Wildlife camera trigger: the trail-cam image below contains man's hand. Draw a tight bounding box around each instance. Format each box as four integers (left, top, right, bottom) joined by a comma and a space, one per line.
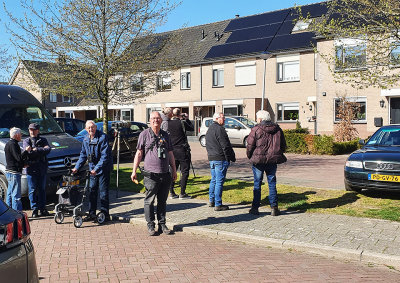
71, 168, 78, 174
172, 171, 177, 182
90, 170, 97, 176
25, 146, 31, 152
131, 172, 138, 184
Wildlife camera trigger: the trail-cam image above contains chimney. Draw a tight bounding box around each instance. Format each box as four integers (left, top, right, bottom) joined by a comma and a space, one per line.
235, 14, 240, 18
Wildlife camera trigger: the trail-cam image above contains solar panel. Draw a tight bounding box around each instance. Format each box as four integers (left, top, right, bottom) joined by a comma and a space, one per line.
205, 37, 273, 59
225, 23, 282, 43
276, 21, 296, 35
225, 9, 291, 32
267, 32, 315, 52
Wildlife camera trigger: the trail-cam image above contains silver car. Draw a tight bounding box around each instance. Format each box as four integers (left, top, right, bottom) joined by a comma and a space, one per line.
198, 116, 256, 147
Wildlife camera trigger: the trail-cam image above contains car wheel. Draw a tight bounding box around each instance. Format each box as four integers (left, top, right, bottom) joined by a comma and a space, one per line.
243, 137, 248, 147
0, 174, 7, 201
345, 182, 362, 193
199, 136, 206, 147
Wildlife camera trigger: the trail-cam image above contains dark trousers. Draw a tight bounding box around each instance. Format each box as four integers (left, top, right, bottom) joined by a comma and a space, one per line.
89, 170, 110, 214
27, 173, 47, 211
143, 173, 171, 227
170, 148, 191, 195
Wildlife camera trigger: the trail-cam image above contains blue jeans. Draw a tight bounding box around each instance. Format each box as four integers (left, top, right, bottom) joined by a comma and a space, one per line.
6, 172, 22, 211
252, 163, 278, 208
89, 170, 110, 214
209, 160, 230, 207
27, 173, 47, 211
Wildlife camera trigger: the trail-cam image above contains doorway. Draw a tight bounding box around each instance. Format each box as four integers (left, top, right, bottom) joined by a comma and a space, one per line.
390, 97, 400, 124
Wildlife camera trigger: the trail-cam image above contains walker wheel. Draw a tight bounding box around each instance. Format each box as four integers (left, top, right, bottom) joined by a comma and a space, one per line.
73, 216, 83, 228
54, 212, 64, 224
96, 211, 106, 225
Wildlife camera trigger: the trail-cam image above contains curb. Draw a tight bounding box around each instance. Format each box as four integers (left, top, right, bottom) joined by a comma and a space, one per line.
111, 214, 400, 270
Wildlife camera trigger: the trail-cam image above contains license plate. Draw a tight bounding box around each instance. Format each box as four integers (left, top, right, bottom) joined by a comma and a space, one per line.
368, 174, 400, 182
62, 180, 80, 186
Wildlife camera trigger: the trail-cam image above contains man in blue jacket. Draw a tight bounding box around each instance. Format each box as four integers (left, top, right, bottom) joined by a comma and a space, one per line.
72, 120, 112, 221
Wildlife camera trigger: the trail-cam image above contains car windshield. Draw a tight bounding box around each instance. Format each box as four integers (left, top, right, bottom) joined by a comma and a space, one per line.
234, 117, 256, 128
366, 128, 400, 146
0, 105, 63, 138
76, 122, 135, 136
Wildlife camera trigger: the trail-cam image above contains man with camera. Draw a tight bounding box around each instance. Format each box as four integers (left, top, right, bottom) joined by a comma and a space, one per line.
23, 123, 51, 218
167, 108, 194, 199
72, 120, 112, 221
131, 111, 177, 236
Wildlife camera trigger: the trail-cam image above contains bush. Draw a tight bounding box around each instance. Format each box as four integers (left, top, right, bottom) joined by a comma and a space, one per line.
284, 133, 308, 153
313, 135, 335, 155
332, 139, 360, 155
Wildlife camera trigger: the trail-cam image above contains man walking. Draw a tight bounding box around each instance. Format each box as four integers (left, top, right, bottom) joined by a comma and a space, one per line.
246, 110, 287, 216
23, 123, 51, 218
5, 127, 27, 211
205, 112, 236, 211
131, 111, 177, 236
167, 108, 194, 199
72, 120, 112, 221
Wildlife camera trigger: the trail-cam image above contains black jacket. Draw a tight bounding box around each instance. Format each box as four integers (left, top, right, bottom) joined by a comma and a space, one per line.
205, 122, 236, 162
5, 138, 27, 173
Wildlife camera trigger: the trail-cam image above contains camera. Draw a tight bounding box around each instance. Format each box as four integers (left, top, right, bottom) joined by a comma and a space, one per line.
88, 153, 94, 163
158, 146, 166, 159
111, 121, 131, 130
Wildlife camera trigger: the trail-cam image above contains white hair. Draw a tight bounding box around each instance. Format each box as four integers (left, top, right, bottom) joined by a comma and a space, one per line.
213, 112, 223, 121
10, 127, 21, 138
85, 120, 96, 128
256, 110, 271, 122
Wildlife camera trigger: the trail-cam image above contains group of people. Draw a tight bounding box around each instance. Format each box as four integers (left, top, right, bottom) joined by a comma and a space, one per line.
130, 108, 286, 236
5, 108, 286, 236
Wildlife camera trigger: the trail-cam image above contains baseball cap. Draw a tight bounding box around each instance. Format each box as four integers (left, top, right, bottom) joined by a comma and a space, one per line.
28, 123, 40, 130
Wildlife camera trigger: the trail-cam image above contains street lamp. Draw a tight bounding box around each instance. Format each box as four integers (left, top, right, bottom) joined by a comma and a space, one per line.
260, 51, 273, 110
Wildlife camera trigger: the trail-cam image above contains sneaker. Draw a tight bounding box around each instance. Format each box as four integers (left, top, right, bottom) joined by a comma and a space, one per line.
40, 209, 50, 217
83, 212, 96, 222
31, 210, 39, 218
158, 224, 173, 235
209, 202, 215, 207
214, 205, 229, 211
179, 194, 191, 199
249, 207, 259, 215
271, 207, 280, 216
148, 223, 157, 236
169, 193, 179, 199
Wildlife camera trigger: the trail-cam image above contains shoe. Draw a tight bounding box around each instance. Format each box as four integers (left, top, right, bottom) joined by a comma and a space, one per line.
249, 207, 259, 215
271, 207, 280, 216
169, 193, 178, 199
31, 210, 39, 218
214, 205, 229, 211
148, 223, 156, 236
40, 209, 50, 217
158, 224, 173, 235
83, 212, 96, 222
209, 202, 215, 207
179, 194, 191, 199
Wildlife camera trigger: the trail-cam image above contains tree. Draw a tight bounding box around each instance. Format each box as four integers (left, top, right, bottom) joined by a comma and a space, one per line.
300, 0, 400, 89
0, 45, 12, 82
4, 0, 180, 131
333, 95, 359, 142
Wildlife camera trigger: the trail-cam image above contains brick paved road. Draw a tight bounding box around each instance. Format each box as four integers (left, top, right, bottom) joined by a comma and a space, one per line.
31, 217, 400, 282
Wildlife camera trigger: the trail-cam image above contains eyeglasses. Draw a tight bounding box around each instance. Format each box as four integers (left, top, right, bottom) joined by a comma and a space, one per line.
150, 117, 161, 120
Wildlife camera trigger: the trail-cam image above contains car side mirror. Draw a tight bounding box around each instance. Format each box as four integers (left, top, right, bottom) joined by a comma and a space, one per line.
359, 139, 365, 145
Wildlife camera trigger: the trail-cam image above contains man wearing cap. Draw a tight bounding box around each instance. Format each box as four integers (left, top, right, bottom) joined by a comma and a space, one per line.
23, 123, 51, 218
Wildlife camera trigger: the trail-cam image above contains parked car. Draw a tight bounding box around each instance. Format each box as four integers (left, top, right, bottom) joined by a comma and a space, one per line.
74, 121, 148, 156
345, 125, 400, 192
0, 85, 87, 201
198, 116, 256, 147
0, 198, 39, 282
54, 117, 85, 136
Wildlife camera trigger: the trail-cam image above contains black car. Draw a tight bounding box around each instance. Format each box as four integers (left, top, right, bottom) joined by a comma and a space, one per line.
74, 121, 148, 156
0, 199, 38, 282
54, 118, 85, 136
345, 125, 400, 192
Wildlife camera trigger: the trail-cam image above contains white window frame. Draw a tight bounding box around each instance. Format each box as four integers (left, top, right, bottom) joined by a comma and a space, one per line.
64, 110, 73, 118
212, 64, 224, 87
276, 54, 300, 82
49, 92, 57, 103
235, 60, 256, 86
130, 73, 143, 93
180, 68, 191, 90
121, 109, 132, 121
334, 97, 367, 123
156, 72, 172, 91
276, 102, 299, 122
335, 38, 367, 71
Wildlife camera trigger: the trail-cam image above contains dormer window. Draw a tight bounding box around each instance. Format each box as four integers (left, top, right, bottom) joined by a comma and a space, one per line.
292, 20, 311, 33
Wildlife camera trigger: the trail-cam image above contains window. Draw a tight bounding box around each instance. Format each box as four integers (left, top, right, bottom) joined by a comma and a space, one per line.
235, 61, 256, 86
334, 97, 366, 122
390, 41, 400, 66
223, 105, 243, 116
62, 96, 71, 103
224, 118, 244, 129
114, 77, 123, 96
212, 65, 224, 87
180, 69, 191, 89
277, 54, 300, 82
292, 20, 311, 32
156, 72, 171, 91
49, 92, 57, 103
335, 39, 366, 70
276, 103, 299, 122
130, 74, 143, 92
64, 111, 73, 118
121, 109, 132, 121
146, 107, 161, 122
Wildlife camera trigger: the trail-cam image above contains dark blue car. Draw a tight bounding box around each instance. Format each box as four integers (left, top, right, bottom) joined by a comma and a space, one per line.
345, 125, 400, 192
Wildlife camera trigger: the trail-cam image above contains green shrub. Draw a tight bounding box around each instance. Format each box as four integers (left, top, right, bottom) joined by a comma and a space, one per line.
332, 139, 360, 155
313, 135, 335, 155
284, 133, 308, 153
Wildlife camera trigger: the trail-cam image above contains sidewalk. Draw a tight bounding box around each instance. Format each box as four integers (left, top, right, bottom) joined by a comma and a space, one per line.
109, 189, 400, 269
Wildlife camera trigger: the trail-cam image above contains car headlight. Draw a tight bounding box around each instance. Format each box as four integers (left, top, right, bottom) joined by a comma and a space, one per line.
345, 160, 363, 168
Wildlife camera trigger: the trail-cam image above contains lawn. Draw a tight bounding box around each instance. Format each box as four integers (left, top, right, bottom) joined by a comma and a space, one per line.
112, 167, 400, 222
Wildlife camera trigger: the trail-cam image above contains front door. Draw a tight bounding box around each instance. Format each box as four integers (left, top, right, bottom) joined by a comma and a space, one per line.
390, 98, 400, 124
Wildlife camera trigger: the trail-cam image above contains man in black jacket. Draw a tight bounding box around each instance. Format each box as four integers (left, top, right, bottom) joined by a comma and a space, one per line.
205, 112, 236, 211
5, 127, 27, 211
167, 108, 194, 199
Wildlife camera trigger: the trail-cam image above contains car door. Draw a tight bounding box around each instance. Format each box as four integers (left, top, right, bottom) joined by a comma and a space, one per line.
224, 118, 243, 145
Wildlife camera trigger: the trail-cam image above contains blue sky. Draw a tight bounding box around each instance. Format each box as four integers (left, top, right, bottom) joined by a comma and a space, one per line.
0, 0, 317, 81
